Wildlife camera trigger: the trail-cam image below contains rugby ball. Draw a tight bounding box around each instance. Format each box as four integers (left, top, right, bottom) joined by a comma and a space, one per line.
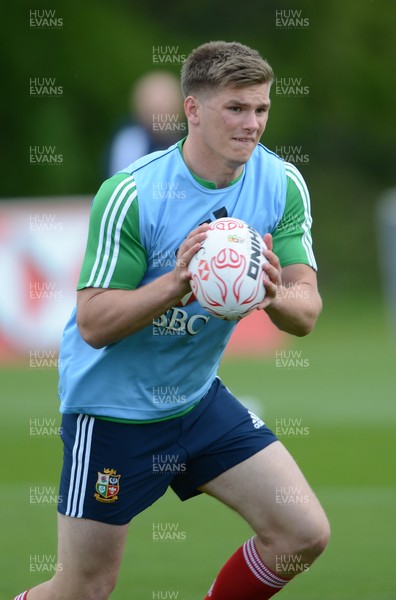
189, 217, 268, 320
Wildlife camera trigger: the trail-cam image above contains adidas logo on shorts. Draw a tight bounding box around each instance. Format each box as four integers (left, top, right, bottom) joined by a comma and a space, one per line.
248, 410, 264, 429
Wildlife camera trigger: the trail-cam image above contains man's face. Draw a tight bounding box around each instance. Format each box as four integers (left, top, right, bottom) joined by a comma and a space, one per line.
193, 83, 271, 169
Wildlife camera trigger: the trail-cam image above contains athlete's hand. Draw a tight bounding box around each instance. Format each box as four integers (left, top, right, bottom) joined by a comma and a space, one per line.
257, 233, 283, 310
172, 223, 210, 295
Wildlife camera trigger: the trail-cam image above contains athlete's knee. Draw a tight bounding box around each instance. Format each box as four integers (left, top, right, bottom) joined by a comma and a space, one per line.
81, 578, 118, 600
257, 506, 330, 566
49, 568, 119, 600
291, 509, 331, 561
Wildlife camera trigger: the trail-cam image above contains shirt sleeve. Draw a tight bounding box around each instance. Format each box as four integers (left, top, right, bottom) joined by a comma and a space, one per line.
77, 172, 147, 290
272, 162, 317, 270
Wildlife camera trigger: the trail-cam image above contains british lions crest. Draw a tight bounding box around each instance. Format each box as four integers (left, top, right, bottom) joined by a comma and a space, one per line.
94, 468, 120, 503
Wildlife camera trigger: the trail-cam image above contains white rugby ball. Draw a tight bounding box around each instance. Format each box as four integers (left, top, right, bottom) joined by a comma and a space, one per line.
189, 217, 268, 320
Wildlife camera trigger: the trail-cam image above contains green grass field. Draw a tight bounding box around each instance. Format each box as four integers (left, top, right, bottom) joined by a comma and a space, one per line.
2, 298, 395, 599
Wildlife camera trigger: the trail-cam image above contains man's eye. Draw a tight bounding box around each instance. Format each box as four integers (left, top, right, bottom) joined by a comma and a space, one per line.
229, 106, 241, 112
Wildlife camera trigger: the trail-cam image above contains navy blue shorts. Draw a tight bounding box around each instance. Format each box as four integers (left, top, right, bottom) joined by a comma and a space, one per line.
58, 377, 277, 525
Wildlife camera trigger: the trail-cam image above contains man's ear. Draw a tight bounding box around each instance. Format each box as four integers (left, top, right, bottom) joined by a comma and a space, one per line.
184, 95, 201, 125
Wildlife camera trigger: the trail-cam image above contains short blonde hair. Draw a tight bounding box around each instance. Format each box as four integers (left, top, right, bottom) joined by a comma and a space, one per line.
181, 41, 274, 98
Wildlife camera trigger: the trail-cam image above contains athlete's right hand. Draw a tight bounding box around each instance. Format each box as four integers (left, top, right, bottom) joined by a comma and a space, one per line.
172, 223, 209, 293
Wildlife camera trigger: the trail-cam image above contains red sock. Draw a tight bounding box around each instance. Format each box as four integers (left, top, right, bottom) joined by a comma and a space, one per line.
205, 537, 288, 599
14, 592, 29, 600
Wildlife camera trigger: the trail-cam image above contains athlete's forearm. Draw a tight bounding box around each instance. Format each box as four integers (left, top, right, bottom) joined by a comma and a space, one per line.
77, 223, 209, 349
265, 282, 322, 337
76, 272, 188, 349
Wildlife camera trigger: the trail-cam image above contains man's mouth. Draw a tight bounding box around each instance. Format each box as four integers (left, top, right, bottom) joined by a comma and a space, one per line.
232, 137, 255, 142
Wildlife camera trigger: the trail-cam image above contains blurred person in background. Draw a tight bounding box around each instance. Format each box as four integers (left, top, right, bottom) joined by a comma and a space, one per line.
106, 70, 186, 176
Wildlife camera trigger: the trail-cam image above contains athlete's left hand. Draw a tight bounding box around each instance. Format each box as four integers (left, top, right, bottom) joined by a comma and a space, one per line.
257, 233, 282, 310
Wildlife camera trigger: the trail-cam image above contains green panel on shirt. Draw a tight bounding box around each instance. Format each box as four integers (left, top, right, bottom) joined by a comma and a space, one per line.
78, 173, 147, 290
272, 163, 317, 270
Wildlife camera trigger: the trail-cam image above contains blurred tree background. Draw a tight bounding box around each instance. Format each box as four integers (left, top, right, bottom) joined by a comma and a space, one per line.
1, 0, 395, 298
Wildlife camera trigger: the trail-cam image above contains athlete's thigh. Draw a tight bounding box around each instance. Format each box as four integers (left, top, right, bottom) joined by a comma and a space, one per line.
198, 440, 325, 540
56, 513, 128, 579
